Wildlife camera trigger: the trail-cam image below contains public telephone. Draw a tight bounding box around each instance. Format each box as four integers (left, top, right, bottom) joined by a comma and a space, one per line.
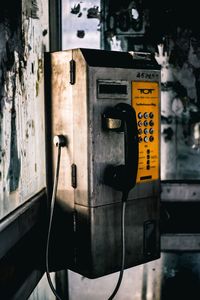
44, 48, 161, 279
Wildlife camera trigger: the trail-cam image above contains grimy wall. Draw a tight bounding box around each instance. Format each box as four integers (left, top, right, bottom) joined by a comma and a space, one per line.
0, 0, 48, 218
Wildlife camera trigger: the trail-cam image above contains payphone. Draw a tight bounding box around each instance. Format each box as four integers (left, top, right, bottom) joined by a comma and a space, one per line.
44, 48, 161, 279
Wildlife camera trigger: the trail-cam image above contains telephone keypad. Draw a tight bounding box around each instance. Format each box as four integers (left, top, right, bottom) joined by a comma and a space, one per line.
149, 136, 154, 142
132, 81, 159, 183
149, 112, 154, 118
136, 111, 156, 169
149, 128, 154, 134
149, 120, 154, 126
138, 120, 143, 127
137, 111, 155, 144
138, 128, 143, 134
138, 112, 143, 119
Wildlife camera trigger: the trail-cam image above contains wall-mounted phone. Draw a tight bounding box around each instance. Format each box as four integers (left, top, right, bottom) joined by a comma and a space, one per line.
44, 48, 161, 279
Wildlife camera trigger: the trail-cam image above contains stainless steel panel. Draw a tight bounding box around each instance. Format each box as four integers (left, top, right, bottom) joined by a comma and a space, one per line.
47, 48, 161, 277
49, 48, 160, 208
85, 66, 160, 207
73, 196, 160, 278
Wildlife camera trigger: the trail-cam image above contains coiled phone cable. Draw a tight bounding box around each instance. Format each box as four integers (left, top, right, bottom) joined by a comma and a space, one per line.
45, 135, 66, 300
46, 135, 128, 300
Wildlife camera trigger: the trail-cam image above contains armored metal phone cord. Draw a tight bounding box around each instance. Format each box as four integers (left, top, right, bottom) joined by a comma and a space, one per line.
45, 135, 66, 300
108, 191, 128, 300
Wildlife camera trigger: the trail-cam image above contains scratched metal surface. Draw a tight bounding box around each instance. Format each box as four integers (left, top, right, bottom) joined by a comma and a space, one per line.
0, 0, 49, 219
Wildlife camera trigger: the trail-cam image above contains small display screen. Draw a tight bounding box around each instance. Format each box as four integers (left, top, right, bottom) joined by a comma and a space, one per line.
97, 80, 128, 99
99, 83, 127, 94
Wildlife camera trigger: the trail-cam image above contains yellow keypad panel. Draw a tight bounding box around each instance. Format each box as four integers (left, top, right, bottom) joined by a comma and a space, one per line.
132, 81, 160, 183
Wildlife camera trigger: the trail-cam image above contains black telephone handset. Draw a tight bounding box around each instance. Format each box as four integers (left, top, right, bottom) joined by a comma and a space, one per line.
103, 103, 139, 194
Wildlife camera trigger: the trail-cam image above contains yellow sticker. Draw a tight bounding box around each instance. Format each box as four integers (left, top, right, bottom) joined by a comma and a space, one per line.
132, 81, 160, 183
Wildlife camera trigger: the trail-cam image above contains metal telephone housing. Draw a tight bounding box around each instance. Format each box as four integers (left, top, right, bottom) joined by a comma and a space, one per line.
45, 48, 161, 278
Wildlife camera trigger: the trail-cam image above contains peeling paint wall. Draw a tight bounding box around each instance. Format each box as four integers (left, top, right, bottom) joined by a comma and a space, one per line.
0, 0, 48, 219
155, 33, 200, 180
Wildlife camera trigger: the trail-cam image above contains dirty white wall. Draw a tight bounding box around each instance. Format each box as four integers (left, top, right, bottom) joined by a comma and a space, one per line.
0, 0, 48, 219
